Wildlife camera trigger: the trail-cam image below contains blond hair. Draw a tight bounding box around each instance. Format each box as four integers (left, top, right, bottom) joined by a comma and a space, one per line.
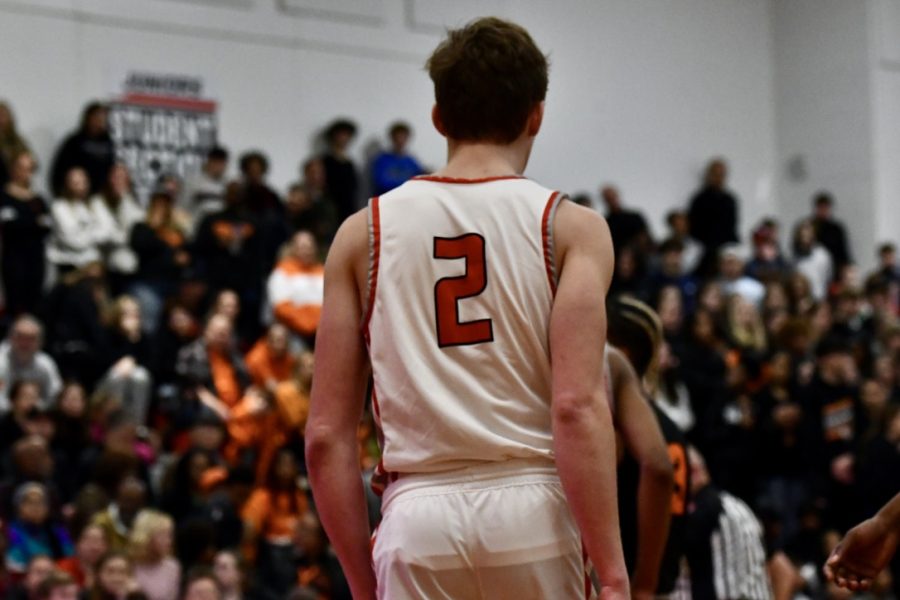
128, 509, 173, 564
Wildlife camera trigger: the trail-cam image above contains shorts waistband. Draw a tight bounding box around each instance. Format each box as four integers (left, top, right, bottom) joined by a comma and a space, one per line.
382, 458, 559, 510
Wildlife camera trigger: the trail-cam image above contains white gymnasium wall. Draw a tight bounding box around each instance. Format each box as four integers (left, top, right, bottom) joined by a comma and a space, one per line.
870, 0, 900, 255
770, 0, 900, 272
0, 0, 778, 238
771, 0, 877, 270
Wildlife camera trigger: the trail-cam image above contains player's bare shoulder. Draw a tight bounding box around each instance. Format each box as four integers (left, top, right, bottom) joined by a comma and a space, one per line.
552, 198, 614, 274
325, 209, 370, 301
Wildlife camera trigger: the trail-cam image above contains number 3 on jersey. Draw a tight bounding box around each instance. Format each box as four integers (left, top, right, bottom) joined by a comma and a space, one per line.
433, 234, 494, 348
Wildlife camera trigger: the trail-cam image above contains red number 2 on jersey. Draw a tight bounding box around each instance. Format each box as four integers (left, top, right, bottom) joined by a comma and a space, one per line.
433, 234, 494, 348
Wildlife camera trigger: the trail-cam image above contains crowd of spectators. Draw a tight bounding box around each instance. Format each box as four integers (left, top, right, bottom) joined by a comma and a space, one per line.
0, 96, 898, 599
601, 159, 900, 598
0, 99, 429, 600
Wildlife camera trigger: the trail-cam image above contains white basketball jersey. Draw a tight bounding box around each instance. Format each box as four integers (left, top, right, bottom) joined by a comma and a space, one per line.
364, 175, 564, 491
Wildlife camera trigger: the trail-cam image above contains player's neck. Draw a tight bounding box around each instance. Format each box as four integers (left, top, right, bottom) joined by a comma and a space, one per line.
437, 139, 531, 179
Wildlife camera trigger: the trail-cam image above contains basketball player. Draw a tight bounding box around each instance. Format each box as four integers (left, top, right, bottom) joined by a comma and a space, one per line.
825, 492, 900, 591
305, 16, 629, 600
606, 297, 686, 598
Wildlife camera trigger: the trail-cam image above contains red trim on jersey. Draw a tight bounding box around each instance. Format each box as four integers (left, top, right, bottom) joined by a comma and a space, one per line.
362, 197, 381, 341
542, 192, 560, 296
371, 386, 382, 423
412, 174, 525, 184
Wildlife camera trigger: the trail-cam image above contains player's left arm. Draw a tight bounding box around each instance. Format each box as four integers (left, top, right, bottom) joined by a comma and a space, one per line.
609, 348, 673, 598
825, 492, 900, 591
305, 211, 376, 600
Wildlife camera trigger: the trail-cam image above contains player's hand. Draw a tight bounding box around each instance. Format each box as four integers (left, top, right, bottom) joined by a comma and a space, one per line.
824, 515, 899, 591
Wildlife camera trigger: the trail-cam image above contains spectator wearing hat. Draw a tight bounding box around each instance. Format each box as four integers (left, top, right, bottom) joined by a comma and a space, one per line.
320, 118, 359, 224
717, 243, 765, 308
745, 219, 790, 283
370, 121, 425, 195
811, 191, 852, 276
6, 482, 74, 575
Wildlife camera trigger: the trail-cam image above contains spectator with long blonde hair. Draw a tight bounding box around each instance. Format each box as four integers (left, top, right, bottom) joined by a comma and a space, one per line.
128, 510, 180, 600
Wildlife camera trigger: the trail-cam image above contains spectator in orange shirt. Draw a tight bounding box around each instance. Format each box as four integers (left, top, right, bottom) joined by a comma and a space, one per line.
245, 323, 296, 395
176, 315, 250, 418
241, 448, 309, 598
267, 231, 324, 348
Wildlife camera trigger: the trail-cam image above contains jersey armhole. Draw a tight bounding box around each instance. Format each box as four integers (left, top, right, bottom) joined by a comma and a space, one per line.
362, 196, 381, 341
541, 191, 565, 296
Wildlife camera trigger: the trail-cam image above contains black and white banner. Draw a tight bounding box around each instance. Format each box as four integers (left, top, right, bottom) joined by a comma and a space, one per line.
108, 71, 218, 202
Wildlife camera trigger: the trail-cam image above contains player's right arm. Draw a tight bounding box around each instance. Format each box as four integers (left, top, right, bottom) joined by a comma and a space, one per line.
305, 212, 376, 600
549, 201, 629, 599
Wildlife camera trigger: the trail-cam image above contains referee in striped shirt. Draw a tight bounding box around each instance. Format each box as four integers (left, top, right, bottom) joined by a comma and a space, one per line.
684, 446, 773, 600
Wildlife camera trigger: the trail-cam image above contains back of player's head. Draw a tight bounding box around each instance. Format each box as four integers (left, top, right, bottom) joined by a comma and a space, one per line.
426, 17, 548, 144
607, 295, 663, 385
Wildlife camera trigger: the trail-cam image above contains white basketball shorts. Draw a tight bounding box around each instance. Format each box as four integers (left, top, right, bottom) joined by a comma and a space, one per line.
372, 458, 597, 599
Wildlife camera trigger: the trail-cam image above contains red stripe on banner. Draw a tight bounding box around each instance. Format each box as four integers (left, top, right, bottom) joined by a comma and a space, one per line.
121, 93, 217, 112
542, 192, 560, 296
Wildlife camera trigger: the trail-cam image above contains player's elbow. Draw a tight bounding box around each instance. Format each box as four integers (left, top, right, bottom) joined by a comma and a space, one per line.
551, 391, 603, 425
641, 450, 674, 487
304, 422, 338, 473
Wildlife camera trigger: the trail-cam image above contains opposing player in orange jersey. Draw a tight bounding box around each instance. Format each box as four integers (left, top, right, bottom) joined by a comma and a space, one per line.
305, 17, 628, 600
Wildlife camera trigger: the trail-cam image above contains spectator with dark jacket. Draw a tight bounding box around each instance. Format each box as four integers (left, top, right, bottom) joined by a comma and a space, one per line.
129, 191, 190, 334
0, 150, 52, 318
193, 183, 264, 342
49, 102, 115, 196
320, 119, 359, 224
811, 192, 852, 277
688, 158, 740, 276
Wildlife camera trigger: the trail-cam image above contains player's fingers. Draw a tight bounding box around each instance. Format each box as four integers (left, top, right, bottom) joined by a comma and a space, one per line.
823, 562, 835, 582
